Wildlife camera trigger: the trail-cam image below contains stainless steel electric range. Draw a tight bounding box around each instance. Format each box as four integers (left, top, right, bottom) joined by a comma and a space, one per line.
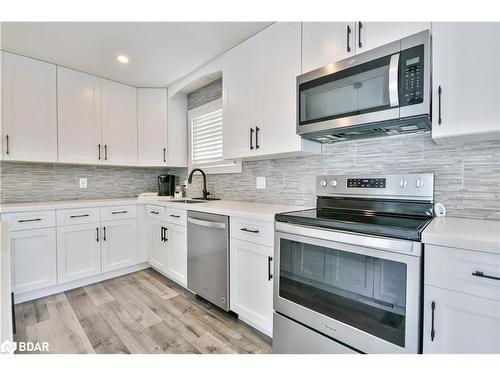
273, 173, 434, 354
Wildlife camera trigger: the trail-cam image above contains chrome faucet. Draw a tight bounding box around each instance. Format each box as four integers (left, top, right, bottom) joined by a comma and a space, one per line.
187, 168, 210, 200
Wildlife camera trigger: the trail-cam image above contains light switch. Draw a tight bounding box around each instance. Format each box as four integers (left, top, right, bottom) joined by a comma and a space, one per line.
256, 176, 266, 190
79, 178, 87, 189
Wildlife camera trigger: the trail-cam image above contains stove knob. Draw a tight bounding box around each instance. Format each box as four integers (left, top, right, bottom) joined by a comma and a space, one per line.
330, 180, 338, 187
320, 179, 327, 188
399, 179, 407, 188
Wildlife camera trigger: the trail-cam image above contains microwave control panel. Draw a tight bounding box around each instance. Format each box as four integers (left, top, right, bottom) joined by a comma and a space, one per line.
399, 45, 424, 107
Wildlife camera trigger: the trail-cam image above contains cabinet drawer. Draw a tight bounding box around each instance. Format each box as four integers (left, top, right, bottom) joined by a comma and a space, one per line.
425, 244, 500, 301
57, 207, 100, 226
230, 216, 274, 247
165, 206, 187, 226
2, 210, 56, 231
146, 204, 165, 219
101, 205, 137, 221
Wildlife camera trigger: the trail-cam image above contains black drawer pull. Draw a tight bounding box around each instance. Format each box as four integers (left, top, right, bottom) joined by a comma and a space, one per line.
18, 218, 42, 223
70, 214, 90, 218
472, 271, 500, 281
170, 214, 181, 218
112, 210, 128, 215
150, 211, 160, 215
241, 227, 259, 234
430, 301, 436, 341
268, 256, 273, 281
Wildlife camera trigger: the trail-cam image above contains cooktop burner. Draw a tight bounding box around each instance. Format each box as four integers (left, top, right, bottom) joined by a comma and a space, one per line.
276, 174, 435, 241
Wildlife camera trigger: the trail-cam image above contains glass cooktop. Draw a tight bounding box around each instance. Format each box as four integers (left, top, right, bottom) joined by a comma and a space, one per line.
275, 208, 432, 241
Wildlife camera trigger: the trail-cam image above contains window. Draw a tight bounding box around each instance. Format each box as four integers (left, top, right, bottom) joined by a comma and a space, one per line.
188, 98, 241, 174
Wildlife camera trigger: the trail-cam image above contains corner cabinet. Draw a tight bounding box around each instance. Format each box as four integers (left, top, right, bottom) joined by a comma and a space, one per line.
1, 52, 58, 162
431, 22, 500, 143
223, 22, 321, 161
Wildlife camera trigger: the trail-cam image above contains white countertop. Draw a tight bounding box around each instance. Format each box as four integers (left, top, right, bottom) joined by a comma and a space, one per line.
0, 197, 308, 221
422, 217, 500, 254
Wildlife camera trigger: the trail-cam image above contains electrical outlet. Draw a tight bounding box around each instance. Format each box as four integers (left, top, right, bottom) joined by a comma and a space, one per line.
79, 178, 87, 189
256, 176, 266, 190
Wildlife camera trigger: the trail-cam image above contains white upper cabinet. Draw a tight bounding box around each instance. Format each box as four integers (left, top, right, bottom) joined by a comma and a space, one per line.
355, 22, 430, 53
432, 22, 500, 143
223, 37, 258, 160
101, 79, 138, 165
1, 52, 57, 162
223, 22, 321, 160
57, 67, 103, 164
138, 88, 168, 166
302, 22, 355, 73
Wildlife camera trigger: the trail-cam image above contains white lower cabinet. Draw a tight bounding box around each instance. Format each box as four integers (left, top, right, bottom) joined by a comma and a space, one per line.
149, 218, 168, 272
101, 219, 137, 273
423, 285, 500, 353
57, 223, 102, 283
11, 228, 57, 294
165, 223, 187, 287
230, 238, 274, 336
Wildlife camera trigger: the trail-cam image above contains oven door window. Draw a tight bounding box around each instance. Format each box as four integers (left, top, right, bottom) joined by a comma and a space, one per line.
299, 54, 395, 125
279, 238, 407, 347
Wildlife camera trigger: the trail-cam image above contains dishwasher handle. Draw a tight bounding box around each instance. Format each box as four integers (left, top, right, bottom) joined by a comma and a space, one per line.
187, 217, 226, 229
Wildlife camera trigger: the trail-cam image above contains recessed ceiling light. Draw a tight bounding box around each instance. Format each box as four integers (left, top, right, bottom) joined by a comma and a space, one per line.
117, 55, 129, 64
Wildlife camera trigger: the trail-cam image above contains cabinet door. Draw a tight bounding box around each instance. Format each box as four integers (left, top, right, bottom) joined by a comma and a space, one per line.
101, 219, 137, 272
423, 285, 500, 353
57, 67, 102, 164
101, 79, 138, 166
2, 52, 57, 162
11, 228, 57, 294
230, 239, 273, 335
256, 22, 303, 156
302, 22, 355, 73
57, 223, 102, 283
356, 22, 430, 53
149, 219, 167, 272
432, 22, 500, 142
223, 37, 258, 159
138, 88, 168, 166
165, 223, 187, 286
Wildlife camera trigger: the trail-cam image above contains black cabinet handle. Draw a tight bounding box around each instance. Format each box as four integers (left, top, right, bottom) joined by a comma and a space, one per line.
250, 128, 254, 150
358, 22, 363, 48
70, 214, 90, 218
161, 226, 168, 242
98, 144, 101, 160
111, 210, 128, 215
96, 227, 99, 242
160, 227, 164, 242
163, 147, 166, 163
255, 126, 260, 149
150, 211, 160, 215
438, 86, 442, 125
346, 25, 351, 53
103, 226, 106, 241
240, 227, 259, 234
18, 218, 42, 223
11, 292, 16, 335
104, 144, 108, 160
472, 271, 500, 281
431, 301, 436, 341
170, 214, 181, 218
6, 135, 9, 155
268, 256, 273, 281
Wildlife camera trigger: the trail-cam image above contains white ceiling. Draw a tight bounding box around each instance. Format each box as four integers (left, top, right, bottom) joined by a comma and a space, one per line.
1, 22, 271, 87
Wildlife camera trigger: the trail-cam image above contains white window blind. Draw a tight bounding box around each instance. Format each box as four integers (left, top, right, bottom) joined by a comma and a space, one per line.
190, 108, 224, 166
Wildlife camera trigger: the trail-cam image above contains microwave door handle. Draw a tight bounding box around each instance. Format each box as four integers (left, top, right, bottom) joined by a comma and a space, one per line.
388, 53, 400, 107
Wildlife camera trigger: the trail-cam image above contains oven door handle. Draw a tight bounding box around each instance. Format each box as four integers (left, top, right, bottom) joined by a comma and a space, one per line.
388, 53, 400, 107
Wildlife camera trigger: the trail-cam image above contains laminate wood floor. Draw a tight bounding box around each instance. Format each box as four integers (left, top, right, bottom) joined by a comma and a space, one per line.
14, 269, 272, 354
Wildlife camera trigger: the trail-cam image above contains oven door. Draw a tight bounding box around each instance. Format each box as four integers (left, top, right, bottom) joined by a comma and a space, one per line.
274, 223, 422, 354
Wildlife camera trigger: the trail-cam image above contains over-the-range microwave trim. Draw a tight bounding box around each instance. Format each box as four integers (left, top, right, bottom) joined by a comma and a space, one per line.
296, 30, 431, 143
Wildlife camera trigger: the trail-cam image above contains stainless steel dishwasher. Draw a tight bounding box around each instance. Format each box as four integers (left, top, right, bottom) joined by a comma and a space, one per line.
187, 210, 229, 311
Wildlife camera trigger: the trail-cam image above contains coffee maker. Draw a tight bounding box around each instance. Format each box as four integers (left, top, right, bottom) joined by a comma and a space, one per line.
158, 174, 175, 196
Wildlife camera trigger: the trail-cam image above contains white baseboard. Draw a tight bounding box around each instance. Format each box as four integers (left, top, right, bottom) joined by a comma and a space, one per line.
14, 262, 150, 304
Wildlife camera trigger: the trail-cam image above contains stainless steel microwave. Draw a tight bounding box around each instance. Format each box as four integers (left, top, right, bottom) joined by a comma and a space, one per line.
297, 30, 431, 143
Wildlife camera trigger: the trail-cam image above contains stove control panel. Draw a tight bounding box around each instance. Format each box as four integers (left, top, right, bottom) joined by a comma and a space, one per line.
317, 174, 434, 201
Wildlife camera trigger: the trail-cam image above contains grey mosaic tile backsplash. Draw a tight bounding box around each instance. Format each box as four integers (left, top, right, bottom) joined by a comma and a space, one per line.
176, 132, 500, 220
